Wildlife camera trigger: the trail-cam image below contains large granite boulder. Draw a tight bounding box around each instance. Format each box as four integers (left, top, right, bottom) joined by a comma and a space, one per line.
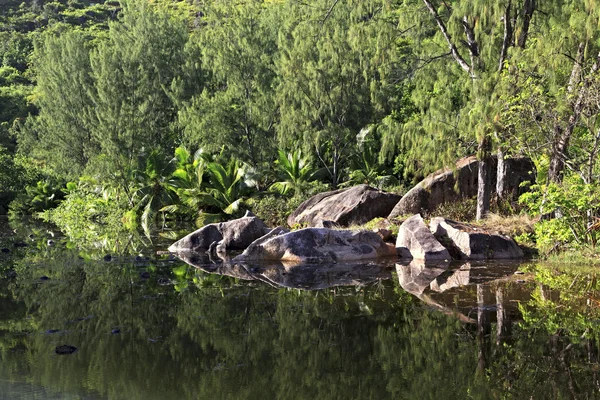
168, 211, 267, 253
389, 155, 535, 218
430, 217, 524, 259
396, 214, 451, 261
389, 156, 482, 218
233, 227, 396, 263
287, 184, 401, 228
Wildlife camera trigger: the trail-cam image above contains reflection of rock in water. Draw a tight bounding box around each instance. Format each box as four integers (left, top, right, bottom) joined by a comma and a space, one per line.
174, 251, 395, 290
395, 260, 448, 295
257, 262, 394, 290
430, 263, 471, 292
397, 260, 531, 326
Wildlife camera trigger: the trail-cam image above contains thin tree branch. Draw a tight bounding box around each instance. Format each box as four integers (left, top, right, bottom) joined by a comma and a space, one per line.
321, 0, 341, 24
421, 0, 474, 78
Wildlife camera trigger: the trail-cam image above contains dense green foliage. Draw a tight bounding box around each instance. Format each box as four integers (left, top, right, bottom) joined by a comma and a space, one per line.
1, 0, 600, 251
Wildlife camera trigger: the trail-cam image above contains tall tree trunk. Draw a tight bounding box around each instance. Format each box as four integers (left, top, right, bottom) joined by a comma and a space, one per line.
496, 147, 506, 199
477, 135, 492, 221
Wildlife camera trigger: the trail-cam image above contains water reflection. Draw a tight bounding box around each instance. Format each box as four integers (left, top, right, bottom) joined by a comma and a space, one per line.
2, 220, 600, 399
175, 251, 395, 291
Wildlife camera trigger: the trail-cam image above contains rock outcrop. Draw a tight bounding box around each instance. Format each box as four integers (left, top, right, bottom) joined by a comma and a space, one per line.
396, 214, 451, 261
233, 227, 396, 263
430, 217, 524, 259
288, 184, 401, 228
389, 156, 481, 218
389, 155, 535, 218
168, 211, 268, 253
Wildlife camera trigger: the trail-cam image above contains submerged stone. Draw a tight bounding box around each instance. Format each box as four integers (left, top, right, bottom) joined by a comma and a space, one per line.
55, 345, 77, 355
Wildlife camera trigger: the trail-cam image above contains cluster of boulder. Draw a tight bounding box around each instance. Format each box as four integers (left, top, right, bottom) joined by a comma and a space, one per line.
169, 212, 523, 265
169, 155, 533, 264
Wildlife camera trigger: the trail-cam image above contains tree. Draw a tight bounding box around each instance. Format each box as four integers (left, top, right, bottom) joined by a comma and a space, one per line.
19, 30, 95, 179
88, 0, 192, 188
391, 0, 539, 219
178, 0, 278, 167
276, 0, 406, 188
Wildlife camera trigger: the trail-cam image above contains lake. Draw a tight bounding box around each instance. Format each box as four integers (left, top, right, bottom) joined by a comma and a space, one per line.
1, 218, 599, 399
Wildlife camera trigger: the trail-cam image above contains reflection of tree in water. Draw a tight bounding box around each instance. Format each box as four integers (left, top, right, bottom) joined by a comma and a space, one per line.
1, 246, 600, 398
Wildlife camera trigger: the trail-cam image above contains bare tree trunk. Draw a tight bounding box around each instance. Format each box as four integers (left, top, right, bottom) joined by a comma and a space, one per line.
496, 147, 506, 200
477, 135, 492, 221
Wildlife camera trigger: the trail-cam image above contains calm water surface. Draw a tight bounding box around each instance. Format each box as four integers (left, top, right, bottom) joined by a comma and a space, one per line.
1, 218, 599, 399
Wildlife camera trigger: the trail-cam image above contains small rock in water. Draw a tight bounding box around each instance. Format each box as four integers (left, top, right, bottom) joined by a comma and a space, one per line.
39, 276, 50, 281
134, 255, 143, 262
140, 271, 151, 279
157, 277, 172, 286
28, 234, 34, 239
46, 329, 60, 334
13, 242, 27, 247
1, 248, 9, 253
47, 239, 54, 246
111, 329, 120, 334
55, 345, 77, 355
514, 271, 525, 275
516, 279, 526, 284
103, 254, 112, 262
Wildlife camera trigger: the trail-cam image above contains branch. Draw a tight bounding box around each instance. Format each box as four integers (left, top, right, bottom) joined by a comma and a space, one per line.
421, 0, 474, 78
321, 0, 341, 24
517, 0, 535, 48
498, 1, 513, 72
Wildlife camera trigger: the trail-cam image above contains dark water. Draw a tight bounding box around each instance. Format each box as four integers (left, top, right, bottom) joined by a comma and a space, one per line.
1, 219, 600, 399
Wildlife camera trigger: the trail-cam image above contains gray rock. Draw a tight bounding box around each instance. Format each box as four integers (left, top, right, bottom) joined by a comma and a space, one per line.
233, 227, 397, 264
389, 155, 535, 218
288, 184, 401, 228
396, 214, 451, 261
168, 211, 267, 253
389, 156, 481, 218
430, 217, 524, 259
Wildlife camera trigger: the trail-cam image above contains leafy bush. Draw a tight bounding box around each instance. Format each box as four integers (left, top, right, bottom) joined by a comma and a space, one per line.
249, 194, 305, 227
519, 178, 600, 254
41, 182, 132, 245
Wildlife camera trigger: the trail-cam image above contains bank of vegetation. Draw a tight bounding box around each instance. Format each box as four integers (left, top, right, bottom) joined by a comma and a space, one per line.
1, 0, 600, 257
